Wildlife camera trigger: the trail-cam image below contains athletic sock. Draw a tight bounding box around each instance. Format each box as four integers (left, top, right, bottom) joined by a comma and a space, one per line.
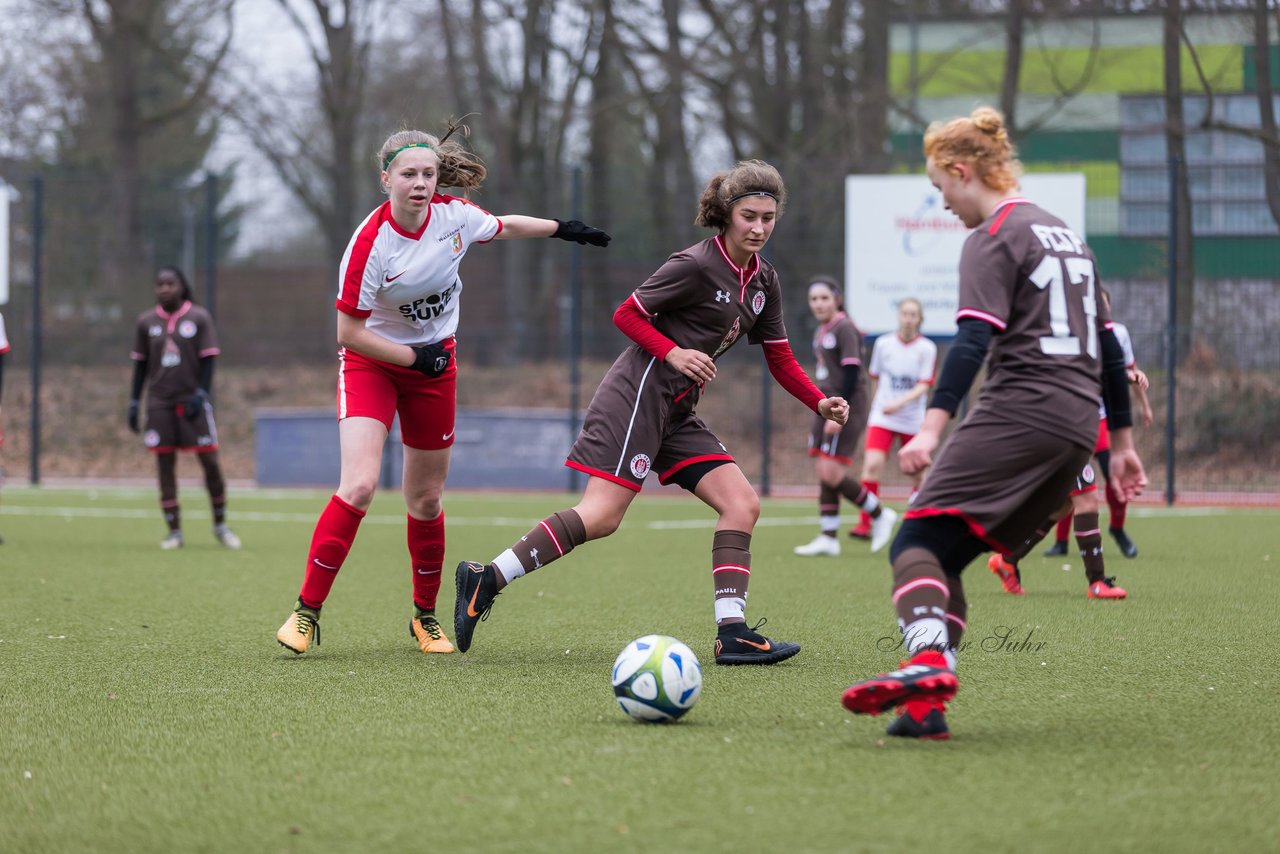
407, 511, 445, 612
298, 495, 366, 609
858, 480, 879, 529
1074, 511, 1106, 585
819, 484, 840, 535
1054, 512, 1073, 545
837, 477, 880, 517
211, 496, 227, 527
161, 499, 181, 533
712, 530, 751, 625
1106, 479, 1127, 529
891, 547, 950, 655
494, 509, 587, 585
1009, 519, 1054, 564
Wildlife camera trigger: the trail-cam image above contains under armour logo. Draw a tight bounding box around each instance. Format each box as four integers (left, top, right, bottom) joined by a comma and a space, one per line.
714, 290, 731, 303
530, 548, 542, 569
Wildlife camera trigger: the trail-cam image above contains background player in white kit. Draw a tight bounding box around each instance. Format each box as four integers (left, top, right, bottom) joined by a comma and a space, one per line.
854, 297, 937, 536
275, 121, 610, 656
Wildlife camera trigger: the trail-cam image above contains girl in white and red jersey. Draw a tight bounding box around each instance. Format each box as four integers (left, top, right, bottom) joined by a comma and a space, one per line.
275, 121, 610, 656
852, 297, 937, 537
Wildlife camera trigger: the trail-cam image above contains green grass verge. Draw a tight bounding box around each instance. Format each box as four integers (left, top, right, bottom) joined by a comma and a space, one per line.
2, 487, 1277, 853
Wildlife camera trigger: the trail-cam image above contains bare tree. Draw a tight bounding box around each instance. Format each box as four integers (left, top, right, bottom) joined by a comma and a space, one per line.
224, 0, 377, 269
1164, 0, 1196, 355
70, 0, 232, 295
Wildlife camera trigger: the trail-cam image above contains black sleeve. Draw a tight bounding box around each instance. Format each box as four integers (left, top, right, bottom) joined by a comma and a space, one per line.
130, 360, 147, 400
840, 364, 860, 402
929, 318, 994, 416
1099, 327, 1132, 430
197, 356, 215, 395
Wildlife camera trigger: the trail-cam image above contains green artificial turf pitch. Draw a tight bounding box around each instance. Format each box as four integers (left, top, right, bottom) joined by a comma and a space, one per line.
1, 486, 1277, 853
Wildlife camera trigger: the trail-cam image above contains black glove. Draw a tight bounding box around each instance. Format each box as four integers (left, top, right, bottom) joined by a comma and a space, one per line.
183, 389, 209, 421
551, 219, 611, 247
410, 342, 453, 378
128, 400, 140, 433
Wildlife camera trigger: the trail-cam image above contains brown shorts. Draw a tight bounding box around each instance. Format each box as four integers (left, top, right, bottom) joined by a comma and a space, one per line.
144, 401, 219, 454
905, 406, 1089, 553
567, 375, 733, 492
806, 411, 864, 464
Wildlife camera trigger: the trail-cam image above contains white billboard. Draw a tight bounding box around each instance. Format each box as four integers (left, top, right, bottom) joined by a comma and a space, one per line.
845, 173, 1086, 336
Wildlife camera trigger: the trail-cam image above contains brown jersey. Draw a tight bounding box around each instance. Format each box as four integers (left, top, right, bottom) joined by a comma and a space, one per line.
567, 236, 787, 490
956, 199, 1111, 450
812, 311, 866, 412
131, 301, 221, 406
626, 235, 788, 408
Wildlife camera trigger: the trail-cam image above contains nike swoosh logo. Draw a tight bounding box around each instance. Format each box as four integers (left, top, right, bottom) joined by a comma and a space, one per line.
442, 429, 455, 441
416, 568, 440, 576
313, 558, 338, 570
737, 637, 771, 651
385, 270, 407, 282
466, 570, 484, 617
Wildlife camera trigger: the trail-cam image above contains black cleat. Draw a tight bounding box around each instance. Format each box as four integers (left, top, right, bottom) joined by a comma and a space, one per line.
1110, 527, 1138, 558
453, 561, 500, 653
1043, 539, 1069, 557
714, 618, 801, 666
886, 701, 950, 740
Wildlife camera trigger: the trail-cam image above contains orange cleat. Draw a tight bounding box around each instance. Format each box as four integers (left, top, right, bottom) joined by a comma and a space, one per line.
987, 554, 1025, 595
1087, 577, 1128, 600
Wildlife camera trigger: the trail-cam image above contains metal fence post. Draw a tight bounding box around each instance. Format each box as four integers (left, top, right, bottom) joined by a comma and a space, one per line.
1165, 155, 1178, 507
568, 166, 583, 493
204, 171, 218, 320
29, 175, 43, 486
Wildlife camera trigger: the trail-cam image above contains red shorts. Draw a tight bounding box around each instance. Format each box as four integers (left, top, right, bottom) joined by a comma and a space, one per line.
338, 341, 457, 451
865, 425, 914, 455
1094, 417, 1110, 453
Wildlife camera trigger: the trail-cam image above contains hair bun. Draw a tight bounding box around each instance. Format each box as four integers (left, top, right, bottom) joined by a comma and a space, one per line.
970, 107, 1006, 139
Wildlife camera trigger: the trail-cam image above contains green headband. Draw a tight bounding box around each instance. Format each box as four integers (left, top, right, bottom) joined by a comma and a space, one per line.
382, 142, 435, 170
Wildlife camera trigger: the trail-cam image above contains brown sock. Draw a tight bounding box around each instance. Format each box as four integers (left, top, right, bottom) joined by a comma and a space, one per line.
512, 510, 586, 573
837, 477, 880, 517
712, 530, 751, 625
891, 547, 950, 653
1074, 511, 1106, 584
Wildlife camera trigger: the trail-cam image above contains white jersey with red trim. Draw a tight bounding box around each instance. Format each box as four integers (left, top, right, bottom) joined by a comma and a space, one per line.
335, 195, 501, 346
867, 332, 937, 434
0, 312, 10, 353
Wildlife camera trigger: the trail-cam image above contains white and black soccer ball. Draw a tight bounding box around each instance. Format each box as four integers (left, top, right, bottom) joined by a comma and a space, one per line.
611, 635, 702, 723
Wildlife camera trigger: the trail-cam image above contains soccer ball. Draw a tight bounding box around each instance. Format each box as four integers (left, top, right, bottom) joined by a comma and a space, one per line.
611, 635, 702, 723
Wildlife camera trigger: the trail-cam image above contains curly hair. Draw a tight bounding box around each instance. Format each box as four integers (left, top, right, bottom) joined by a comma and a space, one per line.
695, 160, 787, 230
923, 106, 1021, 192
377, 115, 487, 194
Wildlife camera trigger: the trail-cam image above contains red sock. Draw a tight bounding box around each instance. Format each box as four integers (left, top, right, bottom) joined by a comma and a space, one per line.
1106, 479, 1127, 529
299, 495, 365, 608
859, 480, 879, 529
1055, 512, 1073, 543
408, 512, 445, 611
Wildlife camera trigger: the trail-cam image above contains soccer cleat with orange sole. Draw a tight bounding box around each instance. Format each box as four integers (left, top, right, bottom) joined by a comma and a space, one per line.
410, 612, 455, 654
1087, 577, 1128, 599
277, 601, 321, 654
988, 553, 1025, 595
841, 650, 958, 716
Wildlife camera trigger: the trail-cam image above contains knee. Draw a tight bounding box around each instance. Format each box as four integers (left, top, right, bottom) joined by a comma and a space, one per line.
339, 479, 378, 511
407, 493, 443, 519
580, 508, 623, 539
815, 461, 842, 486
